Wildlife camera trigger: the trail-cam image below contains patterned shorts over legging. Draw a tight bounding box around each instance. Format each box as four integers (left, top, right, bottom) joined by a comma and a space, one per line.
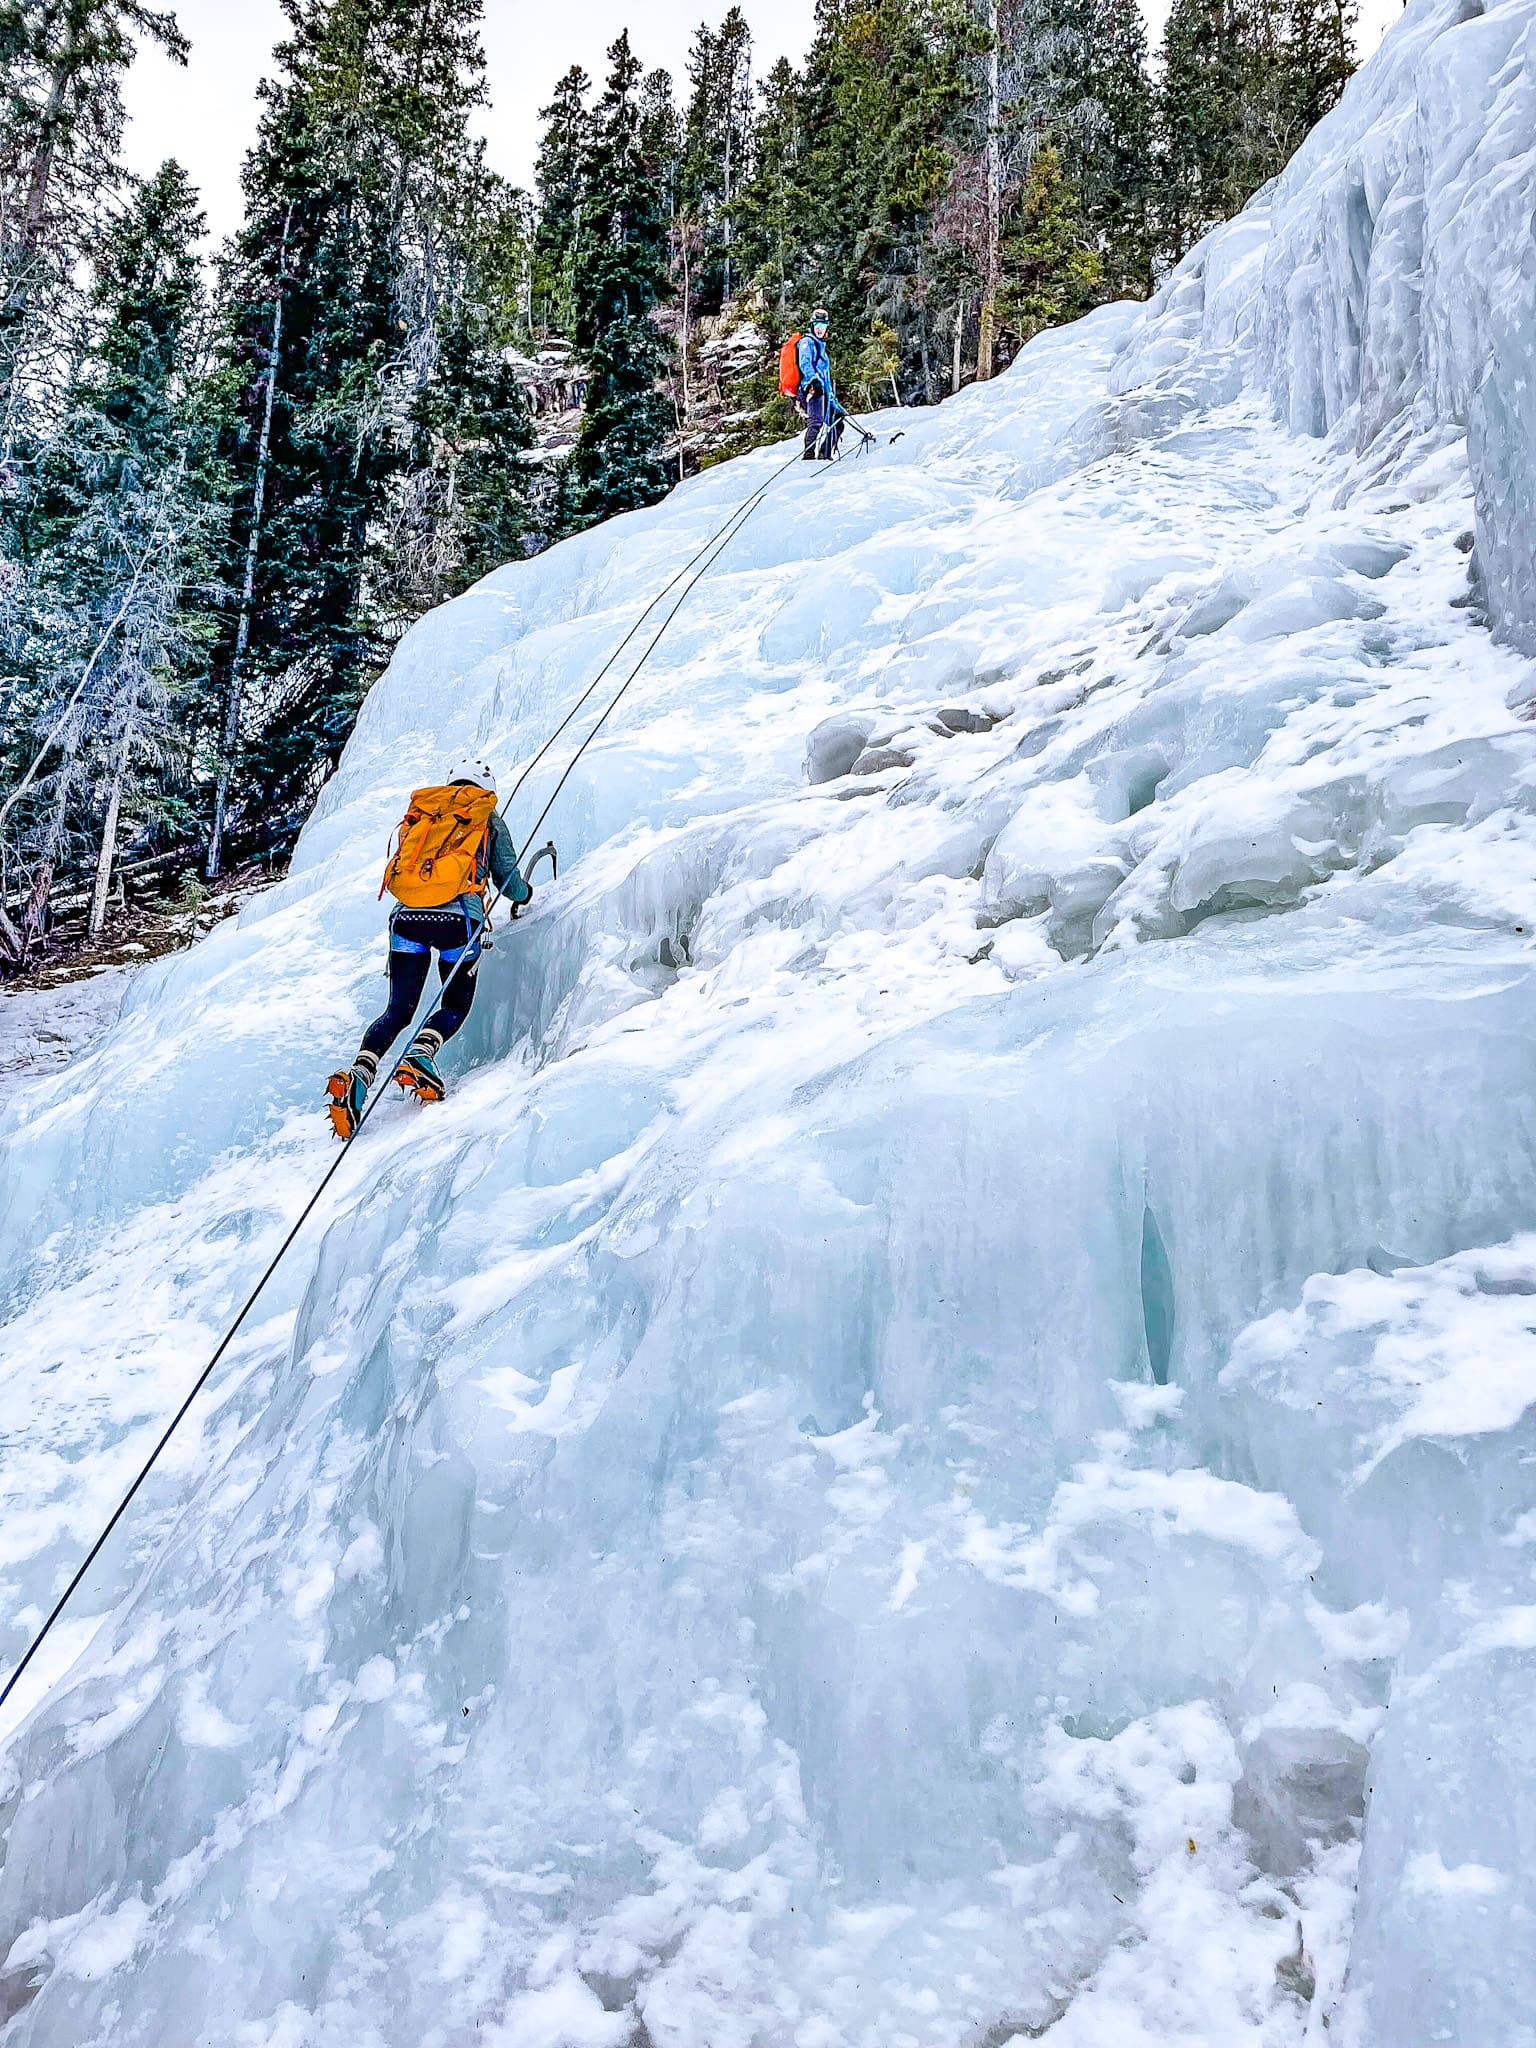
359, 906, 483, 1059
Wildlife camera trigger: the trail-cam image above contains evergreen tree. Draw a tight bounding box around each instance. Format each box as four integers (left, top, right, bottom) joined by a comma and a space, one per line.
566, 32, 673, 524
735, 56, 804, 320
0, 0, 188, 449
1157, 0, 1263, 248
374, 166, 536, 616
681, 7, 754, 309
639, 68, 683, 224
1275, 0, 1356, 155
209, 28, 400, 851
792, 0, 980, 357
532, 65, 593, 336
208, 0, 530, 860
1041, 0, 1155, 297
995, 142, 1101, 342
2, 158, 220, 950
1156, 0, 1356, 260
943, 0, 1154, 360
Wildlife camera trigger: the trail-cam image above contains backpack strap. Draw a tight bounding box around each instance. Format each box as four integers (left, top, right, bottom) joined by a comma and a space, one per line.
378, 823, 401, 900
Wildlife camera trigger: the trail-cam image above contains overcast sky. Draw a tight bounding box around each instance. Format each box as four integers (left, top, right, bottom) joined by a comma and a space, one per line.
120, 0, 1406, 245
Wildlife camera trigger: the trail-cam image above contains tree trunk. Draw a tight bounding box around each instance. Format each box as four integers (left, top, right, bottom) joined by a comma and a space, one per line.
0, 23, 74, 439
208, 206, 292, 881
916, 253, 934, 401
21, 62, 70, 258
88, 760, 125, 939
722, 103, 733, 304
953, 297, 966, 394
17, 724, 82, 955
776, 165, 787, 317
19, 854, 55, 955
0, 550, 154, 840
680, 235, 692, 426
976, 0, 1002, 382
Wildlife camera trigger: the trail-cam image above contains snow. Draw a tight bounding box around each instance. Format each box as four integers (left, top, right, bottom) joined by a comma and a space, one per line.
0, 969, 134, 1078
3, 0, 1536, 2041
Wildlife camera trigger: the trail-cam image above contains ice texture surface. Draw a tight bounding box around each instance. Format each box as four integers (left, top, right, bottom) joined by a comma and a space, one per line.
3, 2, 1536, 2041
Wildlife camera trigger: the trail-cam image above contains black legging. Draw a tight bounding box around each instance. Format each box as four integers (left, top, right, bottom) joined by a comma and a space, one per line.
360, 909, 482, 1059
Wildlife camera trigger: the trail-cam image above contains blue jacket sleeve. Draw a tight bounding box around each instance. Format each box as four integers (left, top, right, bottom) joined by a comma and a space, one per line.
797, 334, 832, 396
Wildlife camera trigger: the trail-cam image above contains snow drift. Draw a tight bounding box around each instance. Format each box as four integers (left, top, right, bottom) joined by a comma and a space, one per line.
3, 2, 1535, 2042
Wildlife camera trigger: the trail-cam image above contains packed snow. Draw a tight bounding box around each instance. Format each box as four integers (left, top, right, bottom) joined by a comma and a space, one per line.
3, 0, 1535, 2041
0, 971, 133, 1082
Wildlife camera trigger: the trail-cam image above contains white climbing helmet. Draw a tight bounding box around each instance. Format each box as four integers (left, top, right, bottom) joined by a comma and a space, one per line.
445, 752, 497, 794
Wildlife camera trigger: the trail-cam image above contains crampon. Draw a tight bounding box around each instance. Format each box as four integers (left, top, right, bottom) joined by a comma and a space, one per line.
394, 1048, 445, 1103
325, 1068, 368, 1140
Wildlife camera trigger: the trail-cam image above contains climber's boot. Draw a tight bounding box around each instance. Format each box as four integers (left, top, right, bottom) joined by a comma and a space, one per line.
394, 1032, 446, 1104
326, 1052, 378, 1139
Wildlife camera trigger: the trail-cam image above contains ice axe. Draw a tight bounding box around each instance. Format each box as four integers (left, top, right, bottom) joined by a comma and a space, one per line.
510, 839, 558, 917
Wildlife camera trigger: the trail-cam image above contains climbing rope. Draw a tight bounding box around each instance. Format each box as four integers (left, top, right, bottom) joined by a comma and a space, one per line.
512, 417, 878, 862
503, 443, 809, 840
0, 422, 880, 1719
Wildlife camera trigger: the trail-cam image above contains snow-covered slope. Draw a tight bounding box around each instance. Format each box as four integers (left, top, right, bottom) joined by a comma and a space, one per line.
3, 3, 1534, 2042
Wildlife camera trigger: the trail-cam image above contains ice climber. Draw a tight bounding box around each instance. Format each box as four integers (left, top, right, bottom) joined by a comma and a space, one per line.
797, 309, 843, 461
325, 756, 532, 1138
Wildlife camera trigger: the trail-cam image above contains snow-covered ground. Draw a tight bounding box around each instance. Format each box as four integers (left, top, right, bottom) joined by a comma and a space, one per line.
2, 1, 1534, 2042
0, 972, 135, 1081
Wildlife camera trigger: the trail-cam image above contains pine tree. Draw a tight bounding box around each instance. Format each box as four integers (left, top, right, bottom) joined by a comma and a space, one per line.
1158, 0, 1261, 249
1044, 0, 1155, 297
1, 0, 192, 953
207, 0, 520, 861
0, 0, 189, 449
566, 32, 673, 524
208, 40, 398, 853
1275, 0, 1356, 154
373, 165, 536, 615
995, 142, 1101, 343
735, 57, 803, 320
533, 65, 594, 336
682, 8, 754, 310
794, 0, 980, 349
2, 158, 221, 950
640, 68, 682, 223
1156, 0, 1355, 261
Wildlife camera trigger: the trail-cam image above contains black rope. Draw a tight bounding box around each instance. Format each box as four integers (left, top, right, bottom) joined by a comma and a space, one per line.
503, 444, 810, 824
0, 426, 863, 1720
513, 424, 867, 864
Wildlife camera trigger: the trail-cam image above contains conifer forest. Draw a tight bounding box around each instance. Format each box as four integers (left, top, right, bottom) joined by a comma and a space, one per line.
0, 0, 1356, 967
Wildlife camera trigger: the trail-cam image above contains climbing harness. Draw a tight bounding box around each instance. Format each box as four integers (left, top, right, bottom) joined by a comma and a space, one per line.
0, 423, 882, 1720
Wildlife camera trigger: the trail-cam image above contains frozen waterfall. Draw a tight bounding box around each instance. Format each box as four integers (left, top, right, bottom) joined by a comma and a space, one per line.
2, 0, 1535, 2042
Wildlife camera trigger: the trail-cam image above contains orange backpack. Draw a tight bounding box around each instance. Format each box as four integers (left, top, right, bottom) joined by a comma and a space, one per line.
778, 332, 803, 398
380, 784, 499, 908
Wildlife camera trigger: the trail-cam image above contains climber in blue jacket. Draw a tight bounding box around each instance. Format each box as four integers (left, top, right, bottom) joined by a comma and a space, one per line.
797, 309, 843, 461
